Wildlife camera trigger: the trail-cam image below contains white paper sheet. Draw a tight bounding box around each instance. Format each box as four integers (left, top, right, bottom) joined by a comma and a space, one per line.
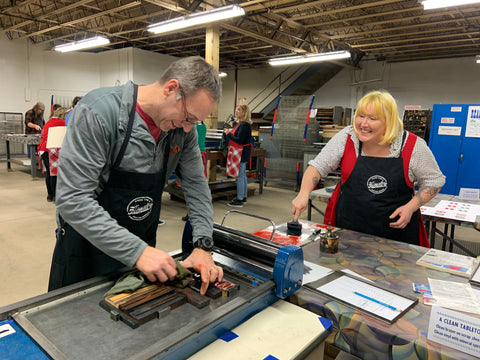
317, 275, 415, 322
428, 278, 480, 315
303, 260, 333, 285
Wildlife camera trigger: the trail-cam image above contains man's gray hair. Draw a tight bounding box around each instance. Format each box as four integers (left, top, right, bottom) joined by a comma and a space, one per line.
159, 56, 222, 102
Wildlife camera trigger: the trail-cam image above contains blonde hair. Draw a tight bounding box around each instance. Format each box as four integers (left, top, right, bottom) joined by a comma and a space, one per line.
52, 106, 68, 120
236, 104, 252, 124
353, 90, 403, 145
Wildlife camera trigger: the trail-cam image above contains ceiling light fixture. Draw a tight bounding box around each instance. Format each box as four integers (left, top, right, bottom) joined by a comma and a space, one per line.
54, 36, 110, 52
422, 0, 480, 10
147, 5, 245, 35
268, 50, 351, 66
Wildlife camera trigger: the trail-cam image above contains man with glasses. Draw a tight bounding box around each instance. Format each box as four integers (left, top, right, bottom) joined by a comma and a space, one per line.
49, 56, 223, 296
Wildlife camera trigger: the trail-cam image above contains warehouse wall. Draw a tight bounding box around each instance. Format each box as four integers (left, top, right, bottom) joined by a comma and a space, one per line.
313, 57, 480, 114
0, 33, 478, 124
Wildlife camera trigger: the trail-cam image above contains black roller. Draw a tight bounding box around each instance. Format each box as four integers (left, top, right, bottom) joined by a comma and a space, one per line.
212, 225, 279, 267
286, 220, 302, 236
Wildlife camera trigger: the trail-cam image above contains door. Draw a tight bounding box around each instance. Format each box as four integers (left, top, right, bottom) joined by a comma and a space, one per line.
429, 104, 465, 195
429, 104, 480, 195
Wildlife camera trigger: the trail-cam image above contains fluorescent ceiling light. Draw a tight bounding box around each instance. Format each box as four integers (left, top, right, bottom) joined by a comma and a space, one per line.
148, 5, 245, 34
422, 0, 480, 10
268, 50, 351, 66
54, 36, 110, 52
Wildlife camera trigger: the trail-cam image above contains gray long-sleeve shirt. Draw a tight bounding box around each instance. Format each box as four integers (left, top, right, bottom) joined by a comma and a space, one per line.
56, 81, 213, 267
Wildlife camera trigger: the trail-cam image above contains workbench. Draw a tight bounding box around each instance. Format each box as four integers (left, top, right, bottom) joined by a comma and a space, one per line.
421, 193, 480, 257
1, 134, 41, 179
307, 186, 335, 220
307, 187, 480, 256
206, 148, 267, 194
261, 221, 480, 360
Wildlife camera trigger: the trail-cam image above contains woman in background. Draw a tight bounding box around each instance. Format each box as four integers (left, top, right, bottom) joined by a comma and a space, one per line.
224, 104, 252, 208
38, 107, 68, 202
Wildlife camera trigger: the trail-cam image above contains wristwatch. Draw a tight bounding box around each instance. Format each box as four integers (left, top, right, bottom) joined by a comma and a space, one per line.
195, 236, 214, 252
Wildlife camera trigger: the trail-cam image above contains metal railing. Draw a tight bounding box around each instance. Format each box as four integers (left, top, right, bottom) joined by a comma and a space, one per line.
248, 65, 309, 116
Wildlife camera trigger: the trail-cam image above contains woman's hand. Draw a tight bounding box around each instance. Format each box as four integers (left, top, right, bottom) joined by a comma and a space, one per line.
291, 191, 310, 221
389, 204, 415, 229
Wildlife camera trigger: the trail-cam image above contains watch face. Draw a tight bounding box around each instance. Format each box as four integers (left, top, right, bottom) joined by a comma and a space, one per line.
201, 237, 213, 250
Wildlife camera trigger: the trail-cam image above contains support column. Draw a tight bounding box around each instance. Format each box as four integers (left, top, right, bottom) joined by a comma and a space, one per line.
205, 23, 220, 181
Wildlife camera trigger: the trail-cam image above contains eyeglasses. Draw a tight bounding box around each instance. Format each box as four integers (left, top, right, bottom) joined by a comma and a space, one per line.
180, 88, 203, 126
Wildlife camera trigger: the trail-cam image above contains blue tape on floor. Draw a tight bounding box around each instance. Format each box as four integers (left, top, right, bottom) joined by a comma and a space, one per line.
219, 330, 239, 342
319, 316, 333, 331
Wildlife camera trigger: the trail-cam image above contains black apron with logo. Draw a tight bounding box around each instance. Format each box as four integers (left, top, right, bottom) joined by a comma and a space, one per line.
48, 85, 170, 290
335, 133, 420, 244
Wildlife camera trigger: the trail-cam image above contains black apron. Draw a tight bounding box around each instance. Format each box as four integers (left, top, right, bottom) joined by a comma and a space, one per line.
335, 132, 420, 244
48, 85, 171, 290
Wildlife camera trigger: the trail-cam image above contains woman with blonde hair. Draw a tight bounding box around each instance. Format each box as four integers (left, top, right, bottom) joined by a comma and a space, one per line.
292, 90, 445, 246
38, 106, 68, 202
224, 104, 253, 207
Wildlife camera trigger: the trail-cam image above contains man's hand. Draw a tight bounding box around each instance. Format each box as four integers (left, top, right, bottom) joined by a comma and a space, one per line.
136, 246, 177, 283
181, 248, 223, 295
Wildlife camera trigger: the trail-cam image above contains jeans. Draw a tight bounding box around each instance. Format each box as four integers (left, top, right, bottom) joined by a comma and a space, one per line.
41, 152, 56, 198
236, 162, 247, 200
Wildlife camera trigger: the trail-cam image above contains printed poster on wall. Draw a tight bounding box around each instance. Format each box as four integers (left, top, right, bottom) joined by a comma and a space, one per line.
466, 106, 480, 138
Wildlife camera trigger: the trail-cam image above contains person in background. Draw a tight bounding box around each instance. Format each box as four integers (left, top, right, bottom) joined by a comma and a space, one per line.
48, 56, 223, 295
291, 90, 445, 246
182, 121, 208, 222
64, 96, 82, 125
224, 104, 252, 208
197, 121, 208, 178
38, 106, 68, 202
25, 102, 45, 134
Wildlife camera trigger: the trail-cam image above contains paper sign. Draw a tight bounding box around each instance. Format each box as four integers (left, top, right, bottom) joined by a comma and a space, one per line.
465, 106, 480, 138
451, 106, 462, 112
459, 188, 480, 201
405, 105, 421, 110
438, 126, 462, 136
440, 117, 455, 124
46, 126, 67, 148
428, 306, 480, 358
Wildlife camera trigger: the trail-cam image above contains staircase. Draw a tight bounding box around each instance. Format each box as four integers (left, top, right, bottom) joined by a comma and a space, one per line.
250, 62, 345, 121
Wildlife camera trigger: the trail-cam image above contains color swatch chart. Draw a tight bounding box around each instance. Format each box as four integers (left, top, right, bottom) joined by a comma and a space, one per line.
421, 200, 480, 223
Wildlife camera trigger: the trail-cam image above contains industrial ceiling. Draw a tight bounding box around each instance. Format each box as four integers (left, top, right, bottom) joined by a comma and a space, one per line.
1, 0, 480, 69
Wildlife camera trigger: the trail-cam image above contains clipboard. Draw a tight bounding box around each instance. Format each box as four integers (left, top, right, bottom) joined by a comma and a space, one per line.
46, 126, 67, 149
305, 271, 418, 324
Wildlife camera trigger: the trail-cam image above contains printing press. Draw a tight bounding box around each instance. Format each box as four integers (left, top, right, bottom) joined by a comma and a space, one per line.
0, 214, 305, 360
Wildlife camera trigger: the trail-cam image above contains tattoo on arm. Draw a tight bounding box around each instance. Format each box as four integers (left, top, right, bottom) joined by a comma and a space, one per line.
311, 176, 319, 188
416, 186, 440, 206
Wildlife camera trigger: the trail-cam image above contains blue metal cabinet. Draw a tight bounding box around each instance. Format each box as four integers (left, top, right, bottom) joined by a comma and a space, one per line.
429, 104, 480, 195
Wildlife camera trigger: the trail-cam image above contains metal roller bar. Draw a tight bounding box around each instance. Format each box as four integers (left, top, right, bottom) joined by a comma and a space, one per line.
213, 226, 278, 267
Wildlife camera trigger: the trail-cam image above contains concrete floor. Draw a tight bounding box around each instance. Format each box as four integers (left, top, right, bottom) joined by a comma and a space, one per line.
1, 162, 478, 308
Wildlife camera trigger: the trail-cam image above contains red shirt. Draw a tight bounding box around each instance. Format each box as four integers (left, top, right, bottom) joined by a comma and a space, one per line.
136, 102, 161, 142
38, 117, 66, 152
